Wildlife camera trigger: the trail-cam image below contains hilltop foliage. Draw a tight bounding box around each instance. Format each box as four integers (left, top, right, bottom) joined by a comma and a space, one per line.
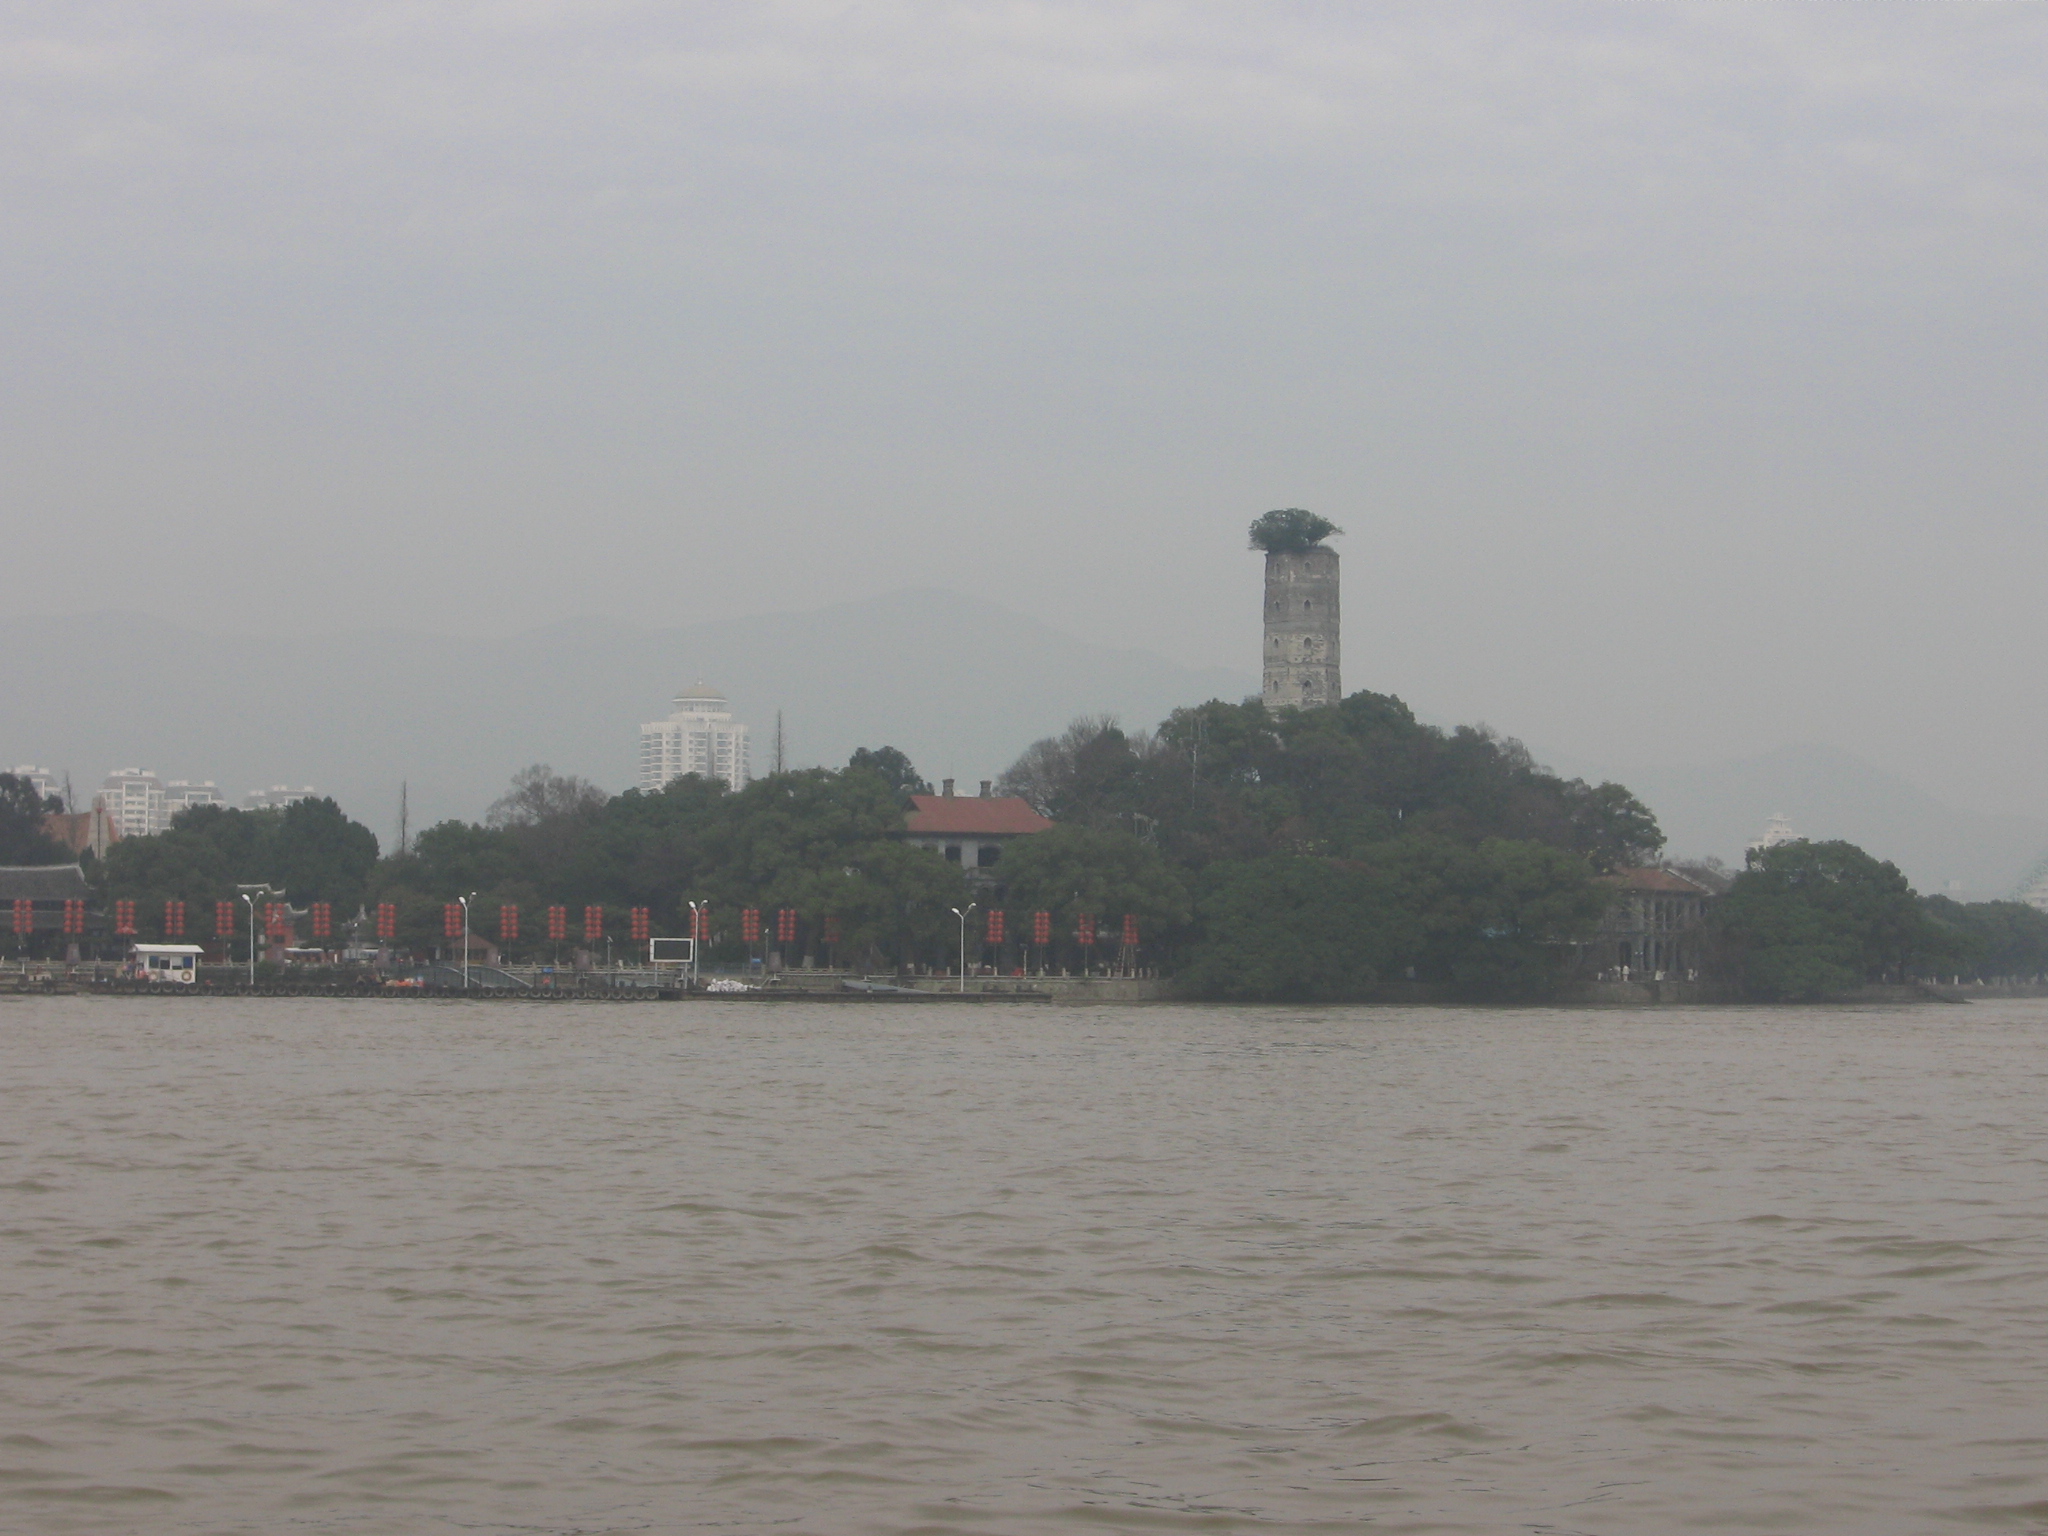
993, 691, 1662, 996
998, 693, 1662, 873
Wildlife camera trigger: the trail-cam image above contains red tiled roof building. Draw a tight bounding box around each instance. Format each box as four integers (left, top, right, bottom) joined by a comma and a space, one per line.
902, 779, 1052, 872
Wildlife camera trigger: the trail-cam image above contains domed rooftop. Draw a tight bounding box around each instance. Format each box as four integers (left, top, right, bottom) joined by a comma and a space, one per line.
671, 681, 729, 708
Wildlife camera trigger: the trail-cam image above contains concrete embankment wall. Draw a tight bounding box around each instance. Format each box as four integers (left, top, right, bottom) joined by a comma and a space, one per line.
19, 967, 2032, 1007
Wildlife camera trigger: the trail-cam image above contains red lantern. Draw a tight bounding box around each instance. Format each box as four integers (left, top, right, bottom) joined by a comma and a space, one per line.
823, 914, 840, 945
63, 899, 85, 935
985, 909, 1005, 944
691, 906, 710, 942
1077, 913, 1095, 946
443, 903, 463, 938
311, 902, 332, 939
741, 908, 761, 944
376, 902, 397, 940
165, 900, 185, 937
547, 905, 567, 942
217, 899, 237, 938
1122, 914, 1139, 947
1033, 911, 1051, 945
500, 904, 519, 942
583, 906, 603, 943
630, 907, 650, 942
12, 898, 31, 936
114, 899, 136, 936
776, 908, 796, 944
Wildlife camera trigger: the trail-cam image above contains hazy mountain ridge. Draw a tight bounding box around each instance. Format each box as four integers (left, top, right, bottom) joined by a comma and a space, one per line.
9, 597, 2036, 896
0, 590, 1257, 841
1615, 743, 2048, 899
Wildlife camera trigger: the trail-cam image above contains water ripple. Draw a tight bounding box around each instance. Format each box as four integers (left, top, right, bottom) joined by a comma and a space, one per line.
2, 996, 2045, 1533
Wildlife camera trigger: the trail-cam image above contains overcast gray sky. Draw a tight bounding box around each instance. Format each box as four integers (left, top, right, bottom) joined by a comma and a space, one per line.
6, 1, 2046, 817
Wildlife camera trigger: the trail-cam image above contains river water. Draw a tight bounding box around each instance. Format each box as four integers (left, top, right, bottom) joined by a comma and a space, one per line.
3, 997, 2046, 1535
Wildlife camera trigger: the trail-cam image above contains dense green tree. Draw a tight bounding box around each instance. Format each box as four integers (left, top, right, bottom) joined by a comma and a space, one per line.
0, 773, 64, 864
268, 798, 383, 909
573, 775, 728, 915
809, 839, 971, 972
1371, 835, 1609, 997
696, 770, 906, 906
485, 764, 608, 827
476, 763, 610, 895
1181, 856, 1405, 1001
994, 824, 1192, 968
364, 764, 968, 967
1920, 896, 2048, 982
997, 716, 1153, 827
1713, 840, 1962, 1000
1181, 835, 1605, 1000
103, 799, 380, 915
375, 820, 532, 951
846, 746, 932, 801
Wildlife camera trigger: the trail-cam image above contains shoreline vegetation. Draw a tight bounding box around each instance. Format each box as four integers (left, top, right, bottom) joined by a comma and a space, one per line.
7, 686, 2045, 1003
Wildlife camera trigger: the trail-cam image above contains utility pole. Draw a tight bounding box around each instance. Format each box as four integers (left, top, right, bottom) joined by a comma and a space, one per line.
398, 781, 409, 855
774, 712, 786, 776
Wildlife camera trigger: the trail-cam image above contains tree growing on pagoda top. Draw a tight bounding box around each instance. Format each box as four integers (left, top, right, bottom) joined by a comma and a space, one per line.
1247, 508, 1342, 554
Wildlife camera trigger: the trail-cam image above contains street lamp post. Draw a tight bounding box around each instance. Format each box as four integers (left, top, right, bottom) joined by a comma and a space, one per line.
458, 892, 476, 992
950, 903, 977, 994
686, 900, 704, 988
236, 883, 279, 989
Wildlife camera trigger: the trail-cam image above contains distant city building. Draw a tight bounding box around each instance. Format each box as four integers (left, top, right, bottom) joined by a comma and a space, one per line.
11, 766, 60, 804
165, 780, 225, 817
901, 779, 1054, 873
1747, 812, 1797, 855
244, 785, 319, 812
100, 768, 169, 837
640, 683, 750, 794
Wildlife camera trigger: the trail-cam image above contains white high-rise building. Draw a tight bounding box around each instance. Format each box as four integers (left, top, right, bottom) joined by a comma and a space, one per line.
244, 785, 319, 812
101, 768, 169, 837
1747, 812, 1797, 855
11, 766, 59, 804
640, 683, 750, 794
165, 781, 225, 817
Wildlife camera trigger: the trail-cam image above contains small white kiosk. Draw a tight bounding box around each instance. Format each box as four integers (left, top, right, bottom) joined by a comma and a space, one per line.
129, 943, 204, 984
